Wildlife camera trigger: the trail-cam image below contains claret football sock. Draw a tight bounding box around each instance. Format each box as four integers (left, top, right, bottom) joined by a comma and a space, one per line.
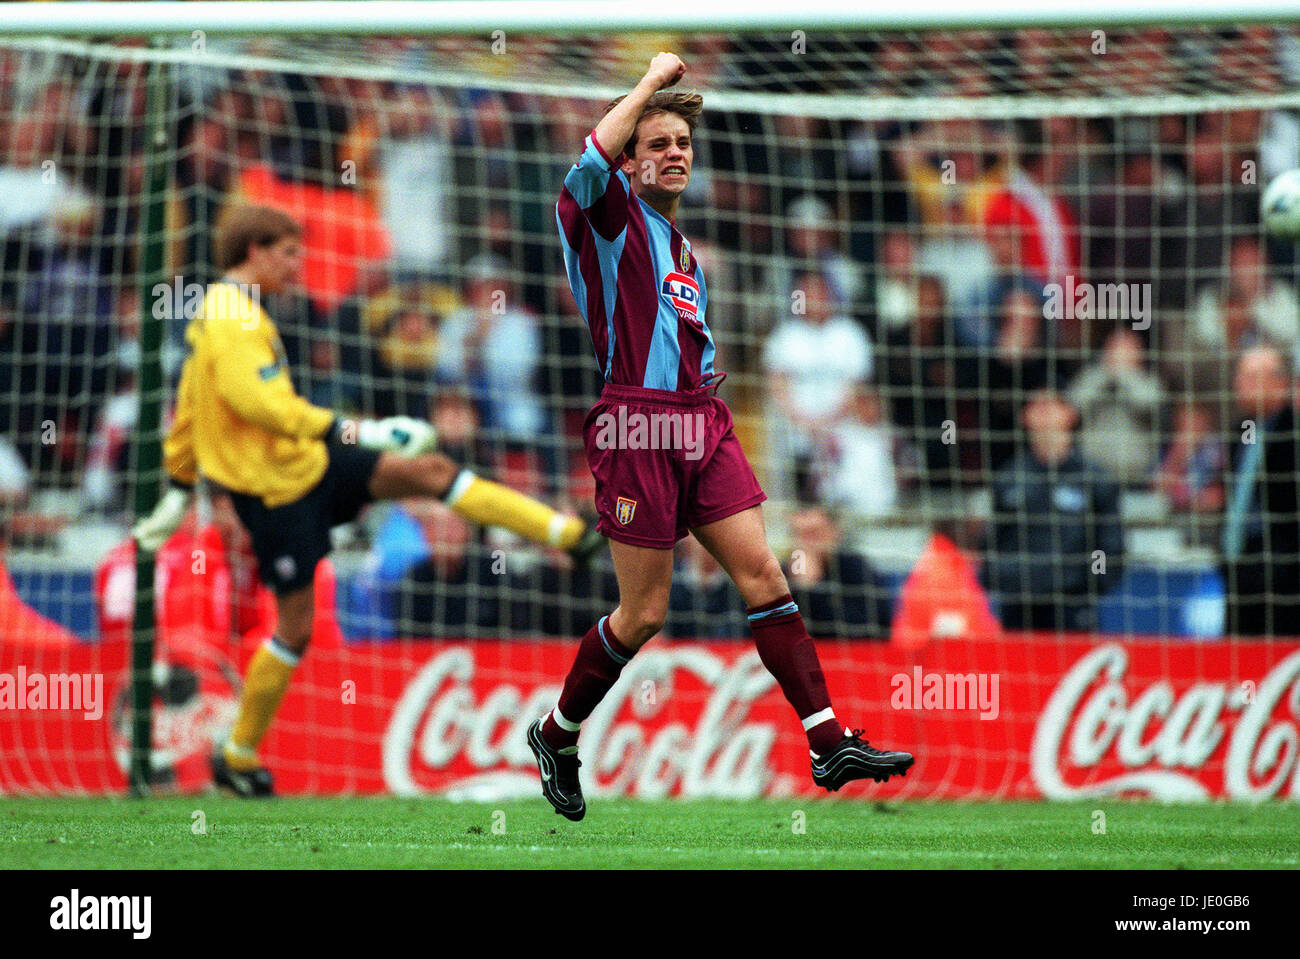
225, 636, 299, 770
444, 469, 585, 549
542, 614, 635, 750
747, 594, 843, 756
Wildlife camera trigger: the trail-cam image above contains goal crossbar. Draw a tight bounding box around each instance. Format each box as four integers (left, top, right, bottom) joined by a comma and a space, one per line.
1, 0, 1299, 37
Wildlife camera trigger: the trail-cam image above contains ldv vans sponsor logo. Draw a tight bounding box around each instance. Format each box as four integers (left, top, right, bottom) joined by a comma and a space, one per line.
662, 271, 700, 323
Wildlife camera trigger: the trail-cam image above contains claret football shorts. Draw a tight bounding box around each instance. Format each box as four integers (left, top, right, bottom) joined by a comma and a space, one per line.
583, 383, 766, 549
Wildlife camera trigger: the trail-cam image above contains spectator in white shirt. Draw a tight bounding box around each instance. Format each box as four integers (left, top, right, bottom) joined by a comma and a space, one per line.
814, 387, 900, 518
1190, 236, 1299, 355
763, 271, 874, 499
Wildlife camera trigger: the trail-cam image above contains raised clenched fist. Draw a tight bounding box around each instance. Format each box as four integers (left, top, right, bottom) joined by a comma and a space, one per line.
646, 52, 686, 90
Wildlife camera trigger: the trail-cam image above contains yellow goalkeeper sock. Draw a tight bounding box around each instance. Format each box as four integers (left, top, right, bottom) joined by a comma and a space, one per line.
224, 638, 299, 771
444, 470, 584, 549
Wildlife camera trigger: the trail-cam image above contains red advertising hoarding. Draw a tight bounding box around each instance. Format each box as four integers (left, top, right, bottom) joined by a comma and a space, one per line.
2, 637, 1298, 800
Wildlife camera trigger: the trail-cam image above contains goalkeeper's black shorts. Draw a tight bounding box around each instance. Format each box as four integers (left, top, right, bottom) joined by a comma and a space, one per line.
229, 441, 382, 595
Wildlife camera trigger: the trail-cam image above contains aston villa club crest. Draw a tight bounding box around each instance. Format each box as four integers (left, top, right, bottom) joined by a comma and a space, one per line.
679, 241, 691, 272
615, 496, 637, 525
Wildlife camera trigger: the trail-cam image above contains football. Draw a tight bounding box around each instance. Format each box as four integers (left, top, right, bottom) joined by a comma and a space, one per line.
1261, 169, 1300, 238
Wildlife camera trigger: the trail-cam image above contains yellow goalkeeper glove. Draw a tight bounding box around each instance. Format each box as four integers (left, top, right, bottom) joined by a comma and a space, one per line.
335, 416, 438, 456
131, 483, 192, 552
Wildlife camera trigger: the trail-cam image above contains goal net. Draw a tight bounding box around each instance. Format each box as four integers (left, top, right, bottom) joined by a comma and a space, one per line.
3, 7, 1300, 800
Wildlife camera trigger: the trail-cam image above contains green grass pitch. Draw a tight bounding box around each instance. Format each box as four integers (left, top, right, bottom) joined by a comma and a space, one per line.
4, 797, 1298, 869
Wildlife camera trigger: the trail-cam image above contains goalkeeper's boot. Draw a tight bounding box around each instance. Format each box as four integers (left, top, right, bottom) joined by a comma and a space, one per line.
567, 521, 607, 570
211, 747, 275, 798
526, 718, 586, 821
811, 729, 914, 792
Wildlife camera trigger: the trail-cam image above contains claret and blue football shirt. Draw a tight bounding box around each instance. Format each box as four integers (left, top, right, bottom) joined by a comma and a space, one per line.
557, 131, 718, 392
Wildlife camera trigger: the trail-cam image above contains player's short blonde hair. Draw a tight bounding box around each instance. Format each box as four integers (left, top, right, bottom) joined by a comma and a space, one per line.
214, 204, 302, 271
602, 90, 703, 158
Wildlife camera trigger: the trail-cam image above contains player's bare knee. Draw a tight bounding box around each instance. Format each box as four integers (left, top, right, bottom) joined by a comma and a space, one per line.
736, 553, 788, 604
278, 630, 311, 657
277, 608, 313, 652
370, 453, 456, 501
424, 454, 459, 499
275, 588, 315, 654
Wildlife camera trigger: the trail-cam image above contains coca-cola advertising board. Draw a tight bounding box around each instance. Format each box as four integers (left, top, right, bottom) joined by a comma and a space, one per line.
2, 636, 1298, 800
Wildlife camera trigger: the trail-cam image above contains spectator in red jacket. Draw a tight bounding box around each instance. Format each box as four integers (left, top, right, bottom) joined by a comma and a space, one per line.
981, 119, 1081, 291
96, 492, 342, 659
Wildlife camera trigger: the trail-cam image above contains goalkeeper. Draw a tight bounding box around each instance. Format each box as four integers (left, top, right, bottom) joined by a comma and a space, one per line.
134, 203, 601, 796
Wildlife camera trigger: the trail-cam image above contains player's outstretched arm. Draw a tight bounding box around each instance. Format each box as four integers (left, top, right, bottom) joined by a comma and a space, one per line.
593, 52, 686, 160
134, 355, 199, 551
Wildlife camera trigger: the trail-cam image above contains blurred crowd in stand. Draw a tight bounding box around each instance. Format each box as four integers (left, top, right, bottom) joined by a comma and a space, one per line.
3, 26, 1300, 638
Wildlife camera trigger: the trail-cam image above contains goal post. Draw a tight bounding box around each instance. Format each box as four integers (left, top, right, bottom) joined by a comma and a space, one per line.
2, 3, 1300, 801
126, 42, 171, 797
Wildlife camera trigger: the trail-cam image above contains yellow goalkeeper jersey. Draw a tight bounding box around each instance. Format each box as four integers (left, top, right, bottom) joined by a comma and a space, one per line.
163, 281, 335, 507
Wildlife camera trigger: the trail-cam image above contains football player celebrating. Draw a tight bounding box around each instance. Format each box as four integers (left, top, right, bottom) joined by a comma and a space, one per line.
530, 53, 914, 819
133, 203, 601, 796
